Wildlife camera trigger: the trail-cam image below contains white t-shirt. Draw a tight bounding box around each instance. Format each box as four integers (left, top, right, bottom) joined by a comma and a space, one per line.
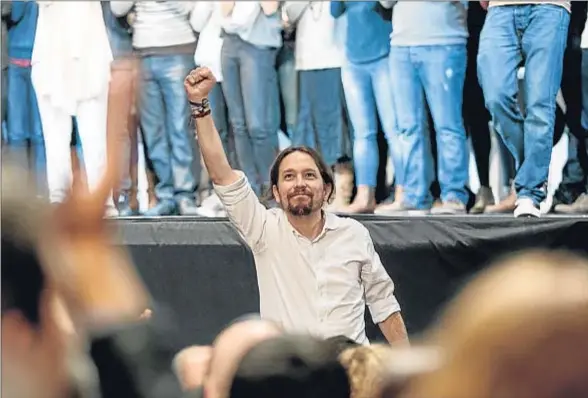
191, 2, 223, 82
286, 1, 345, 71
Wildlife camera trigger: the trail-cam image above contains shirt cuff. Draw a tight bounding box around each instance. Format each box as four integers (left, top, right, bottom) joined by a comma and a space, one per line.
370, 296, 402, 324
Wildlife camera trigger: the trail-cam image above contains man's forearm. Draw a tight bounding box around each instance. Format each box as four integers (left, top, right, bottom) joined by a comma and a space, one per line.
379, 311, 409, 345
195, 115, 239, 186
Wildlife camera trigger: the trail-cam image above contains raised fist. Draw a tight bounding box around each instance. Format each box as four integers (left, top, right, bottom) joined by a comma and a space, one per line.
184, 67, 217, 103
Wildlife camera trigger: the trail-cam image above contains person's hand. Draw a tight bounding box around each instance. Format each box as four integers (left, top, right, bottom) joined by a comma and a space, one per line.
184, 67, 217, 103
43, 125, 149, 332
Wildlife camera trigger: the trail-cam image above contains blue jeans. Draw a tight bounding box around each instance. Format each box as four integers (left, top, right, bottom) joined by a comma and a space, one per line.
389, 45, 469, 208
221, 34, 280, 195
478, 5, 570, 205
342, 55, 401, 188
209, 82, 238, 169
6, 63, 46, 192
139, 53, 198, 203
295, 68, 343, 167
277, 45, 297, 138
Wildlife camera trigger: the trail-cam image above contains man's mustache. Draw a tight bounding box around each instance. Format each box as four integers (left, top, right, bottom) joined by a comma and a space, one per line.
287, 188, 313, 199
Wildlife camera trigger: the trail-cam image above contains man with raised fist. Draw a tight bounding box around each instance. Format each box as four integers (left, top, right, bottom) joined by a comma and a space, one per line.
184, 67, 408, 346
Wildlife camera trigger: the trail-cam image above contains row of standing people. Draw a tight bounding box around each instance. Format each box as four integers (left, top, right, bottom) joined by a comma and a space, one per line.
1, 1, 587, 217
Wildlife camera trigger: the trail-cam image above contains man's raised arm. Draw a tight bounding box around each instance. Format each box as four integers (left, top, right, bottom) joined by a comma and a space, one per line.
184, 68, 239, 186
183, 68, 268, 253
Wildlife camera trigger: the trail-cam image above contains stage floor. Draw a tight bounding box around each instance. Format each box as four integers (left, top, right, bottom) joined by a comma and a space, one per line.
116, 215, 588, 349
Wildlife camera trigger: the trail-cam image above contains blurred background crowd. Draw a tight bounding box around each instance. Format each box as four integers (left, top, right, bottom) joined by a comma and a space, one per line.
1, 0, 588, 218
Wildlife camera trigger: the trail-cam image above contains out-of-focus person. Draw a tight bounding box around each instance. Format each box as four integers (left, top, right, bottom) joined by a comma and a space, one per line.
340, 344, 396, 398
197, 317, 282, 398
173, 346, 213, 391
2, 183, 71, 398
401, 250, 588, 398
477, 1, 571, 217
5, 0, 46, 195
32, 1, 117, 215
230, 334, 350, 398
219, 1, 282, 197
111, 1, 202, 216
184, 66, 408, 346
284, 1, 345, 173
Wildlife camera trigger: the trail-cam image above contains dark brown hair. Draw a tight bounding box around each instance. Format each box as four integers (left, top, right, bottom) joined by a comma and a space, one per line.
265, 146, 336, 204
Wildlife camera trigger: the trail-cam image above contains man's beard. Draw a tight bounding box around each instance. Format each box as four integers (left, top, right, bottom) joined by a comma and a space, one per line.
285, 190, 322, 216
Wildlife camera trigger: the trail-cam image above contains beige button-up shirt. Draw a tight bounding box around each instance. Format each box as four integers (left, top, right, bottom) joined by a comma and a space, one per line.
214, 173, 401, 344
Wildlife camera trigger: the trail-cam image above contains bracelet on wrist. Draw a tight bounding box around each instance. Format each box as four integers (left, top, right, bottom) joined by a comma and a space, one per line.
189, 98, 211, 119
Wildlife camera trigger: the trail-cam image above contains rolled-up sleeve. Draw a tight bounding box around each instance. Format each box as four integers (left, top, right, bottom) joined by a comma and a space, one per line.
213, 172, 268, 254
361, 229, 401, 324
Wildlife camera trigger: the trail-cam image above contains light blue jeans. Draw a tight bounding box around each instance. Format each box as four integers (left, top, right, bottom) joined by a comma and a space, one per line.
341, 55, 401, 188
221, 34, 280, 195
478, 4, 570, 205
139, 53, 199, 204
389, 45, 469, 208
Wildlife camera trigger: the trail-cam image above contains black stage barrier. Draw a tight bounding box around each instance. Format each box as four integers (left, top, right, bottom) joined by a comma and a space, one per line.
117, 216, 588, 351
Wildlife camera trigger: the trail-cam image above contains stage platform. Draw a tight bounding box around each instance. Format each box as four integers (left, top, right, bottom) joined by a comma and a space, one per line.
117, 215, 588, 351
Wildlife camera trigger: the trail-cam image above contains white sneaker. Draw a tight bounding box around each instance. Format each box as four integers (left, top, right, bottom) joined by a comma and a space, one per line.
514, 198, 540, 218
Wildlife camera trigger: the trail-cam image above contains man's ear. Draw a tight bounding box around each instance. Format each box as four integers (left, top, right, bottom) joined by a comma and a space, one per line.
272, 185, 281, 204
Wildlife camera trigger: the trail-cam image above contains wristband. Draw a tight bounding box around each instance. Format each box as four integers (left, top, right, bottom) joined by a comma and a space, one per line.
189, 98, 211, 119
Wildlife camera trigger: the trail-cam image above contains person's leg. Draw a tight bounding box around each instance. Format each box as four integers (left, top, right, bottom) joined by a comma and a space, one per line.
158, 53, 200, 214
76, 83, 118, 213
419, 45, 469, 212
293, 70, 314, 149
25, 66, 46, 197
517, 5, 570, 209
221, 35, 260, 194
340, 60, 378, 213
106, 59, 136, 213
277, 45, 298, 139
309, 68, 343, 168
371, 55, 402, 197
5, 64, 30, 171
378, 46, 432, 213
138, 56, 176, 215
477, 6, 525, 173
239, 41, 280, 191
34, 94, 73, 204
